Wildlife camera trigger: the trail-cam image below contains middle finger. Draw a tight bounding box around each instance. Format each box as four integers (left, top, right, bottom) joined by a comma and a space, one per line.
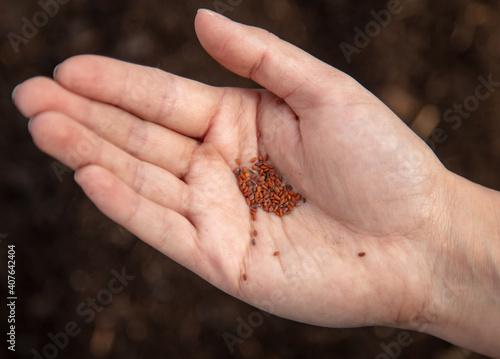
15, 77, 198, 178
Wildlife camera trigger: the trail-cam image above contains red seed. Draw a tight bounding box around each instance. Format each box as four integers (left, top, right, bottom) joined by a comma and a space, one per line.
235, 154, 304, 218
243, 273, 248, 281
236, 158, 242, 165
253, 230, 257, 236
358, 252, 366, 257
273, 251, 280, 256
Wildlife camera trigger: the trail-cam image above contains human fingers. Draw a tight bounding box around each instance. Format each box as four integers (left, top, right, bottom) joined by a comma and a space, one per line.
74, 165, 201, 273
28, 111, 189, 214
13, 77, 198, 178
53, 55, 225, 138
194, 9, 372, 116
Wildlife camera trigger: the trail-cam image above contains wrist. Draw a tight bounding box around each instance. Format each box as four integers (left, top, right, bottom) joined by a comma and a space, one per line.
422, 172, 500, 357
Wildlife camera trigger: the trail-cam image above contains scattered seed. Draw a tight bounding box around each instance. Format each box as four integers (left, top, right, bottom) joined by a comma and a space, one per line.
358, 252, 366, 257
236, 158, 242, 165
251, 238, 256, 245
253, 229, 257, 236
250, 157, 257, 163
273, 251, 280, 256
243, 273, 248, 281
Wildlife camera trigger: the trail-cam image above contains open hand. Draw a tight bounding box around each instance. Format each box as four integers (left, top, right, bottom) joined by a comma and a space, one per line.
12, 9, 474, 341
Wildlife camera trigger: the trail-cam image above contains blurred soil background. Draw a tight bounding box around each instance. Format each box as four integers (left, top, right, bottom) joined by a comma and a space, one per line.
1, 0, 499, 358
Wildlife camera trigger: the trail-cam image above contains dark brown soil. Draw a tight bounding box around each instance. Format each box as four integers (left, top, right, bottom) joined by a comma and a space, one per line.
1, 0, 498, 358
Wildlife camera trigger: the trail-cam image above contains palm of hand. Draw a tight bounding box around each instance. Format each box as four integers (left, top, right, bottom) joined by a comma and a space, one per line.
13, 11, 449, 330
188, 84, 445, 328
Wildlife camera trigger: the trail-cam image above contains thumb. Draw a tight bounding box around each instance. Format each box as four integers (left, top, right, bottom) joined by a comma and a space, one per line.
194, 9, 364, 113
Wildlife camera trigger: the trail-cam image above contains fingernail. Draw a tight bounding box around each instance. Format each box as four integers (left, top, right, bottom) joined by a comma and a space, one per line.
12, 84, 21, 105
74, 171, 81, 186
197, 8, 229, 20
53, 63, 61, 79
27, 117, 33, 131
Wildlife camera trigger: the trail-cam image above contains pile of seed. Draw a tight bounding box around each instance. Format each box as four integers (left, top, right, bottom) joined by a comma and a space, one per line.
234, 155, 305, 220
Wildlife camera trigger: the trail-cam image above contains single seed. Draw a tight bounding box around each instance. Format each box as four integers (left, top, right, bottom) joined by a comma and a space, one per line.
273, 251, 280, 256
358, 252, 366, 257
253, 230, 257, 236
236, 158, 242, 165
265, 154, 269, 161
243, 273, 248, 281
251, 238, 256, 245
250, 157, 257, 163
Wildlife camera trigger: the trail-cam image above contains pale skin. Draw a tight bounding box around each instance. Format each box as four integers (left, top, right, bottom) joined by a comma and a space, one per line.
12, 10, 500, 357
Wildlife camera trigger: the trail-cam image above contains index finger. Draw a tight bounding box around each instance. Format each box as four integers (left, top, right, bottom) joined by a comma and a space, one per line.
53, 55, 224, 138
